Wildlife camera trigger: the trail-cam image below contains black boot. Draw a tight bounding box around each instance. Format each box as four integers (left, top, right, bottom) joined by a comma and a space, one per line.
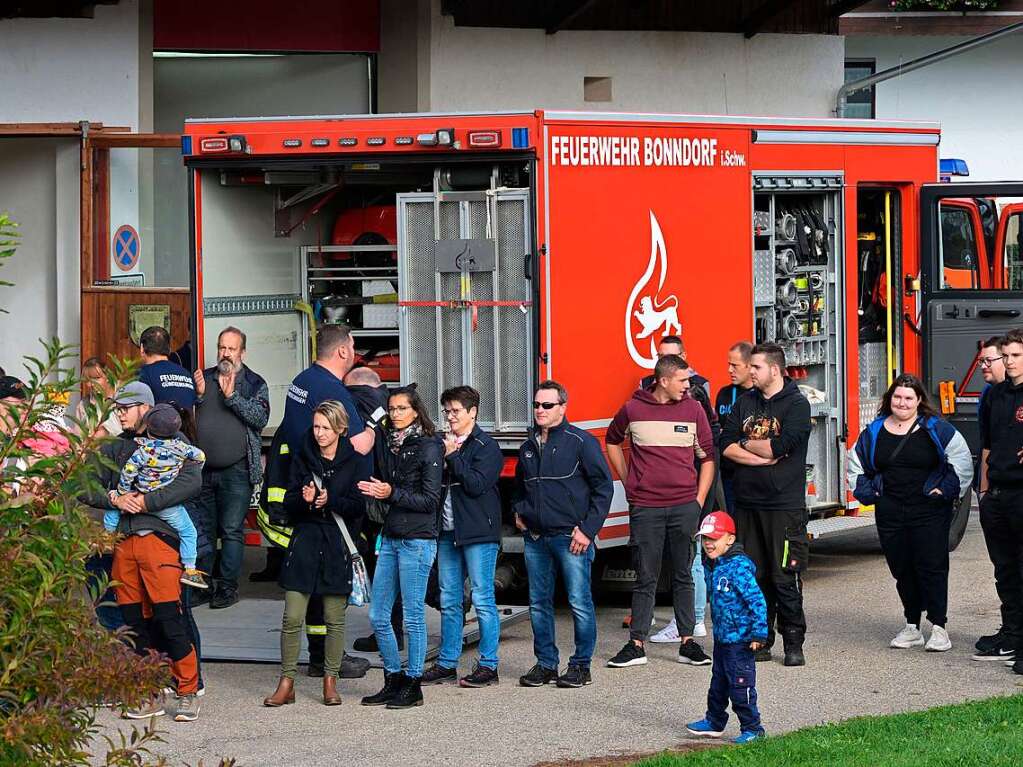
249, 547, 283, 582
783, 633, 806, 667
352, 632, 404, 653
307, 634, 325, 677
361, 671, 407, 707
386, 676, 424, 709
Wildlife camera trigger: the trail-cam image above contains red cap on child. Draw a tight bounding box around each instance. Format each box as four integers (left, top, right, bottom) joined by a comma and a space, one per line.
697, 511, 736, 539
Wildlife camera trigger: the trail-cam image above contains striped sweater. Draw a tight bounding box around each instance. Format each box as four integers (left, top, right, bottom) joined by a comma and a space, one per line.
606, 388, 714, 507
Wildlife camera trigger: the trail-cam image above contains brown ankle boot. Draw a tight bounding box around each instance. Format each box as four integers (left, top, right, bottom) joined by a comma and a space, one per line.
263, 676, 295, 707
322, 674, 342, 706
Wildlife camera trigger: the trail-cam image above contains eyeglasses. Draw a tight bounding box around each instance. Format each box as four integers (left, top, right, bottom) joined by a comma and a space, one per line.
388, 405, 412, 413
532, 401, 560, 410
980, 356, 1005, 367
441, 408, 466, 418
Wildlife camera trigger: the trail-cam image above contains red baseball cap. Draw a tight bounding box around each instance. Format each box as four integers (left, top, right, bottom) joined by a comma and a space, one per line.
697, 511, 736, 539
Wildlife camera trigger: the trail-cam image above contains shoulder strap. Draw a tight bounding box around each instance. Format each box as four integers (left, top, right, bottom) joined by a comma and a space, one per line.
886, 417, 923, 464
332, 511, 360, 557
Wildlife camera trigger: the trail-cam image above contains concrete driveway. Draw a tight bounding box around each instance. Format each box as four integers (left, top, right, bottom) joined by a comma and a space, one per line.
97, 513, 1021, 767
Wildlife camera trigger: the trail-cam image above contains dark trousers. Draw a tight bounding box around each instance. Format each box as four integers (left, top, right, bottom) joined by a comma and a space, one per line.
734, 503, 807, 648
979, 486, 1023, 650
706, 642, 763, 734
86, 552, 125, 632
876, 495, 951, 628
196, 460, 253, 593
629, 502, 701, 641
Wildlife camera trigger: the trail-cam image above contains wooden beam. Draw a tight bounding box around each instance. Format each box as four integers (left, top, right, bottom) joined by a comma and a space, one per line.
742, 0, 799, 38
90, 133, 181, 149
547, 0, 600, 34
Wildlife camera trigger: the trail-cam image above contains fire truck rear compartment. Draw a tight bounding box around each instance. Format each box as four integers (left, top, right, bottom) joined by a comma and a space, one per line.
197, 159, 534, 436
752, 176, 844, 511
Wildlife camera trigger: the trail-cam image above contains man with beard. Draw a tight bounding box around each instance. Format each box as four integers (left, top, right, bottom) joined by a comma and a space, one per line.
193, 326, 270, 609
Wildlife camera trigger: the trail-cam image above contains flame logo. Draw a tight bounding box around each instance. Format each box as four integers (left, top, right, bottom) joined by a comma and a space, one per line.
625, 211, 682, 369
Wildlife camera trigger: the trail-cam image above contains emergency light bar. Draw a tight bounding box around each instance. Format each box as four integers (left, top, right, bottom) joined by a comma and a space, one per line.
939, 158, 969, 182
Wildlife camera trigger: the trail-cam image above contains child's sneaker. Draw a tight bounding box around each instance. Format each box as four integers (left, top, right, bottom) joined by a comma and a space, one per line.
733, 730, 763, 744
180, 569, 209, 589
685, 719, 724, 738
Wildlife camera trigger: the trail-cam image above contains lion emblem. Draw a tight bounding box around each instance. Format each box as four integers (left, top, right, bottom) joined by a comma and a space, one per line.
633, 296, 681, 340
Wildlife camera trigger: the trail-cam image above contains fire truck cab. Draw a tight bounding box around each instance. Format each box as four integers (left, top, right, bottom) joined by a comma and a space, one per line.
182, 111, 1023, 592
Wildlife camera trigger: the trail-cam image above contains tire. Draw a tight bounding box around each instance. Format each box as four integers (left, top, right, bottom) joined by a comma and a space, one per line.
948, 486, 972, 552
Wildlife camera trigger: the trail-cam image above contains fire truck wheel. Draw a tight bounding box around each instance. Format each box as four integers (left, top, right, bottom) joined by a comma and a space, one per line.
948, 487, 972, 553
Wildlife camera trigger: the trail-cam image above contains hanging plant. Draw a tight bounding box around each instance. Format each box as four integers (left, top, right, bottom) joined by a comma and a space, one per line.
890, 0, 1001, 10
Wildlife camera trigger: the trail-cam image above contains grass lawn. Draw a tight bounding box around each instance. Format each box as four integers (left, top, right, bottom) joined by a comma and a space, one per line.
634, 693, 1023, 767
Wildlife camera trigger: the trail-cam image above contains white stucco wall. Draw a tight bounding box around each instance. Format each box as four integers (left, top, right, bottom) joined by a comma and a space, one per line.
845, 34, 1023, 181
423, 6, 844, 117
0, 1, 143, 368
0, 1, 140, 128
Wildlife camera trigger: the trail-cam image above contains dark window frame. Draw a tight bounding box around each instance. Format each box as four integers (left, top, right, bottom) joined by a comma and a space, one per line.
843, 59, 876, 119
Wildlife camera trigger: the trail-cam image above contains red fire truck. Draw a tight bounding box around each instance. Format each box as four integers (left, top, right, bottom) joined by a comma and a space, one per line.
182, 111, 1023, 590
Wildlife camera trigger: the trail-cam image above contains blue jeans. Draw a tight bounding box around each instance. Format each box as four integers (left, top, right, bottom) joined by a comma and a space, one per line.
722, 478, 736, 514
369, 536, 437, 678
85, 553, 125, 632
437, 532, 500, 670
706, 642, 763, 735
197, 461, 252, 589
523, 532, 597, 670
692, 540, 706, 623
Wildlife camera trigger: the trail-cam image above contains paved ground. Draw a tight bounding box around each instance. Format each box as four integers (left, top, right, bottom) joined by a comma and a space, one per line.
95, 513, 1022, 767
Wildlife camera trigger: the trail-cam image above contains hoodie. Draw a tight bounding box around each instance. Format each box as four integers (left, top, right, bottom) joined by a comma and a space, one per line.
704, 543, 769, 645
606, 388, 714, 507
719, 379, 811, 509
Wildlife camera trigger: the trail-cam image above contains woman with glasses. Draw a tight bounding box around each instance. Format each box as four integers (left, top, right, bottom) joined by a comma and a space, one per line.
847, 374, 972, 653
420, 386, 503, 688
358, 385, 443, 709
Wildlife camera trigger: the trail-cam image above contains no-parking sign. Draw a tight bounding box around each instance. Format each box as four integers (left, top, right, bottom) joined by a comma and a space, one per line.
113, 224, 141, 272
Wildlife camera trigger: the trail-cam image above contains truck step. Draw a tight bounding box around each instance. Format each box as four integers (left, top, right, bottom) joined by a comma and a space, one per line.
807, 514, 875, 540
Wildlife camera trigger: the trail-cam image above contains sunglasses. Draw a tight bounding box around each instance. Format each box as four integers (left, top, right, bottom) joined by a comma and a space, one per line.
532, 401, 560, 410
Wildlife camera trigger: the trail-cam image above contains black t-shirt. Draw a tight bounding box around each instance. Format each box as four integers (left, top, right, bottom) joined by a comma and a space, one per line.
875, 425, 940, 503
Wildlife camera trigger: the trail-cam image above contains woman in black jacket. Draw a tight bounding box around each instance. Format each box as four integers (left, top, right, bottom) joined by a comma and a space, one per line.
358, 385, 443, 710
263, 400, 367, 708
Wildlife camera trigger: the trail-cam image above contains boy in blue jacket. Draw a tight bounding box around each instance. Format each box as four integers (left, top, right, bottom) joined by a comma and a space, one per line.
686, 511, 768, 744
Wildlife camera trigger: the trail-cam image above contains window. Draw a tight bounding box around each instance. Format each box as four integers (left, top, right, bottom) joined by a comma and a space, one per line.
583, 76, 612, 103
939, 206, 980, 289
843, 60, 875, 119
1003, 212, 1023, 290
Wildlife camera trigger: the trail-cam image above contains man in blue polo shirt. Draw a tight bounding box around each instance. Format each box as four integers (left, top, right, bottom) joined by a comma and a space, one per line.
138, 326, 197, 410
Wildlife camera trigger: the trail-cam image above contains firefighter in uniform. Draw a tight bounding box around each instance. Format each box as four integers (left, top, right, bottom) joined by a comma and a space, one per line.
257, 325, 377, 677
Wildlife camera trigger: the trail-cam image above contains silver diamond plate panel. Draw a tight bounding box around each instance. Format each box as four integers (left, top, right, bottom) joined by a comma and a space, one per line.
203, 294, 301, 317
753, 250, 774, 306
858, 342, 887, 431
399, 192, 531, 431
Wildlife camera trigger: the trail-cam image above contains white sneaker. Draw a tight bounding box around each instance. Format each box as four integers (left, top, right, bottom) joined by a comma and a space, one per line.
890, 623, 925, 649
649, 618, 681, 643
693, 621, 707, 638
925, 625, 952, 652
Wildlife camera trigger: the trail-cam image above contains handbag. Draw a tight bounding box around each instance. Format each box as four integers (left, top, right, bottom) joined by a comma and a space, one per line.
313, 472, 372, 607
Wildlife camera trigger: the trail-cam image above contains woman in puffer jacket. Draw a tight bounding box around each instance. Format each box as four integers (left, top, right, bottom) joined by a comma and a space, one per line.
358, 384, 443, 710
848, 373, 972, 653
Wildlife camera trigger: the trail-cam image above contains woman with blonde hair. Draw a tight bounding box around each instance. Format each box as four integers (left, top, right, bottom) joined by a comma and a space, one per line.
263, 400, 368, 707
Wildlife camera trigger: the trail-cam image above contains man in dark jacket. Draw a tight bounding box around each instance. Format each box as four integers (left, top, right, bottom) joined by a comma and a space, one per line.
976, 328, 1023, 673
514, 380, 613, 689
421, 386, 504, 688
82, 381, 203, 721
193, 326, 270, 609
720, 343, 811, 667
